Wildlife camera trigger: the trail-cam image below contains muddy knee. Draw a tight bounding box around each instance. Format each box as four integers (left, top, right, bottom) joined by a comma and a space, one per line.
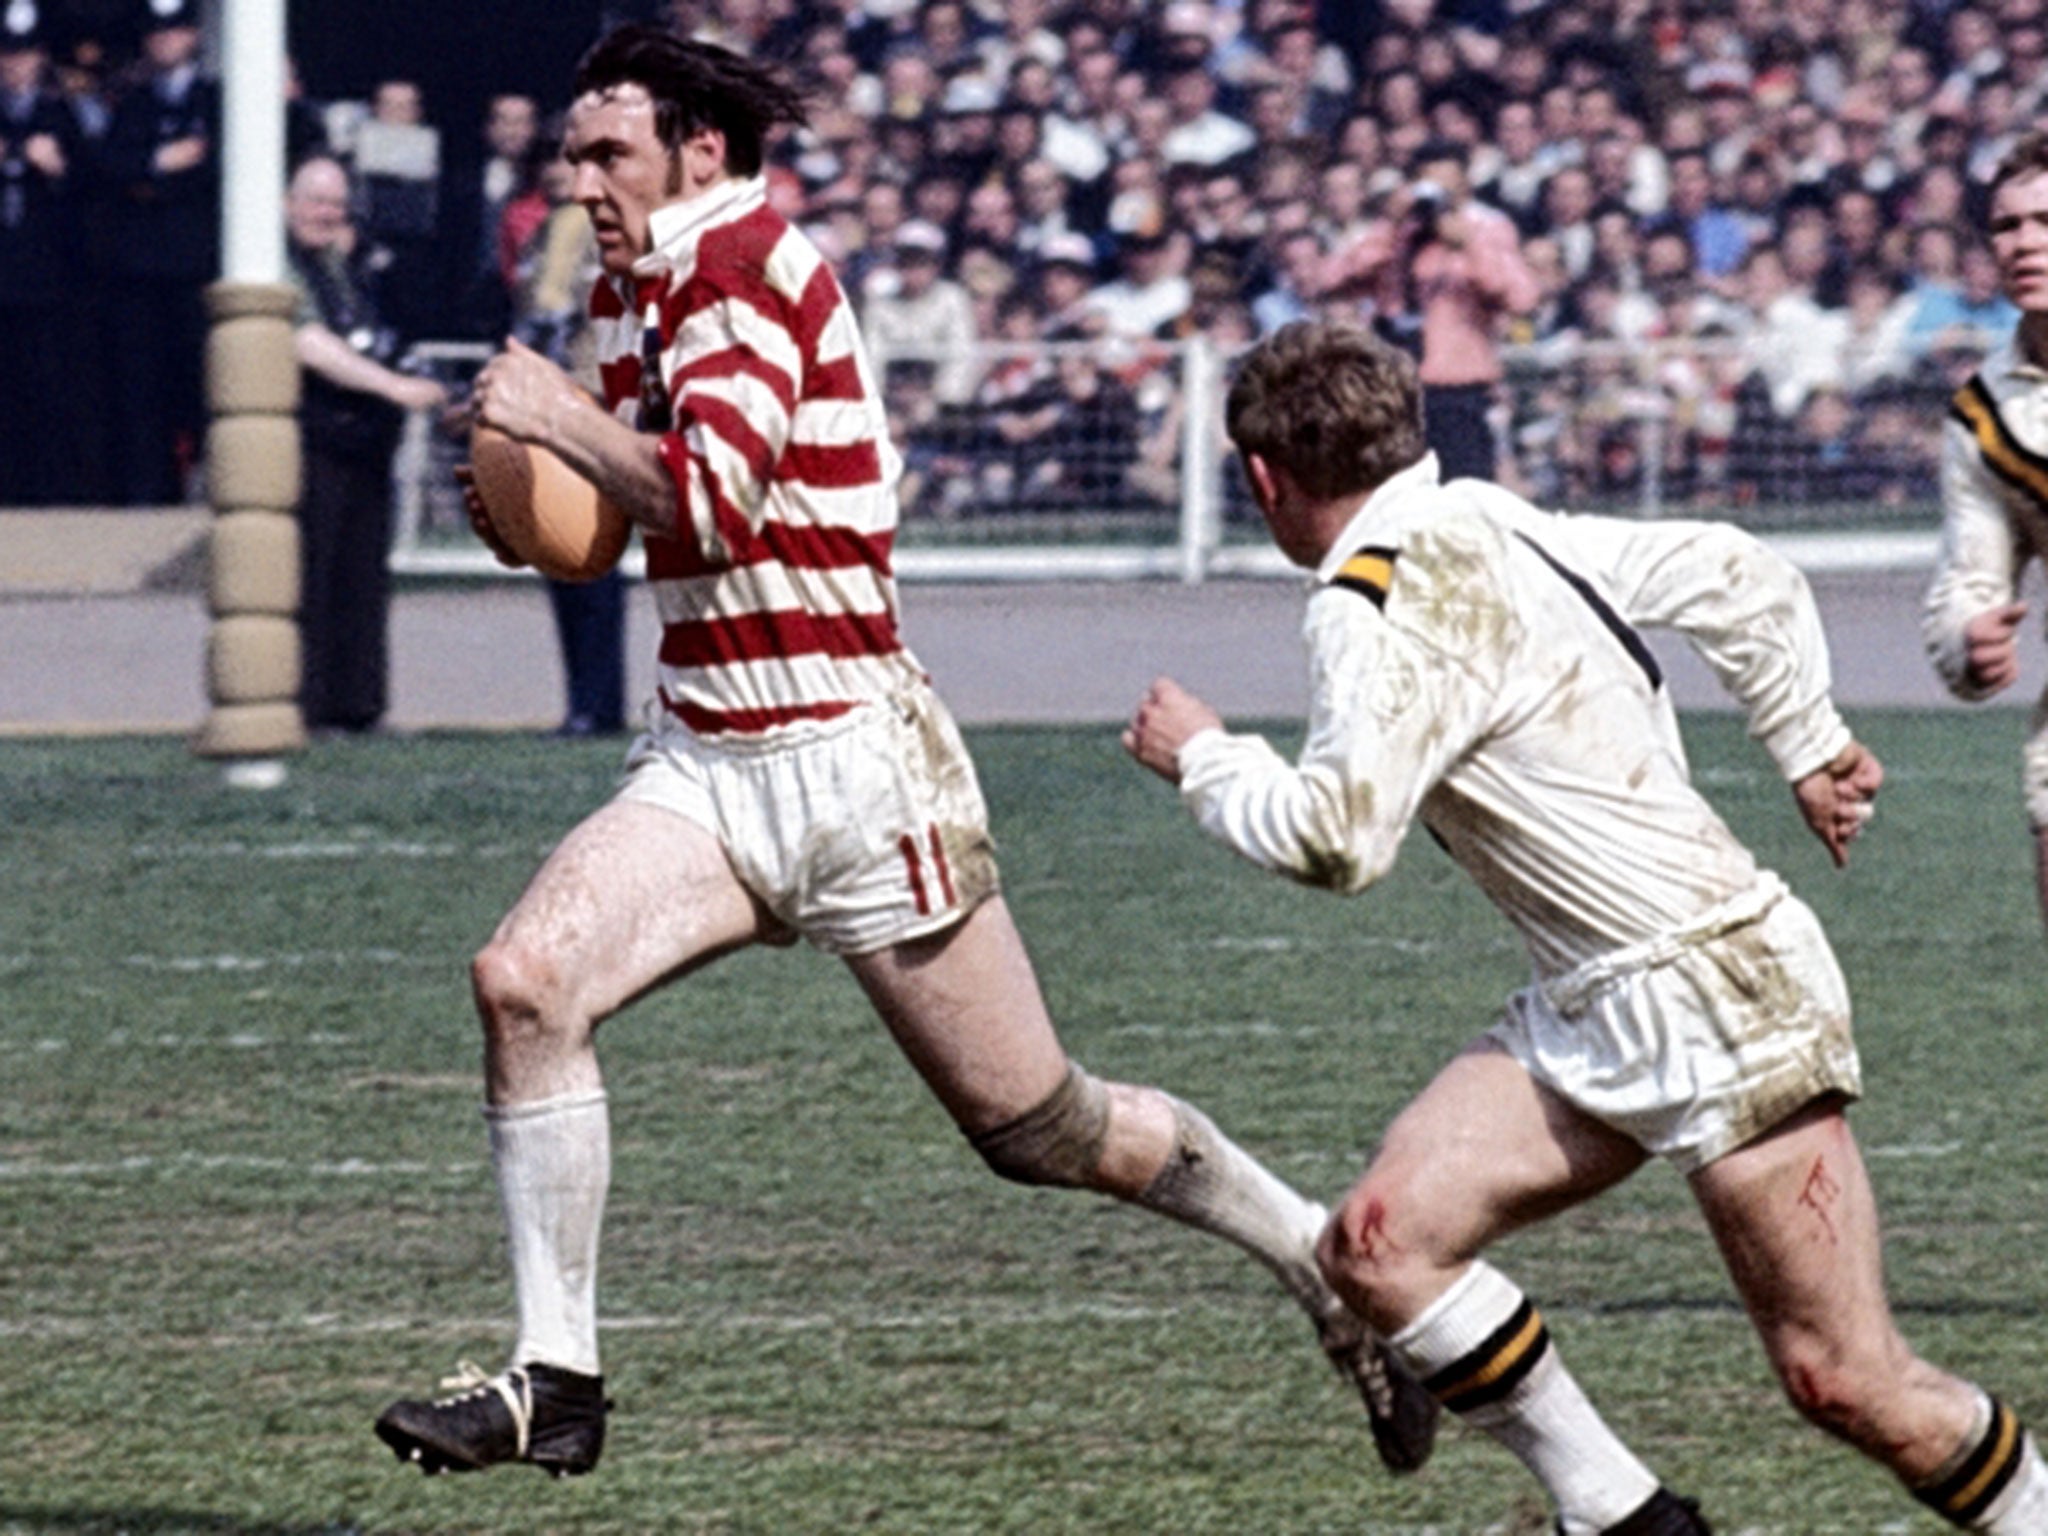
968, 1064, 1110, 1188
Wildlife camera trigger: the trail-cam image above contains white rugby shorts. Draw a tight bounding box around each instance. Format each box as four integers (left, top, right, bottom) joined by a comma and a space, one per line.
1486, 880, 1862, 1173
2024, 697, 2048, 829
614, 686, 1000, 955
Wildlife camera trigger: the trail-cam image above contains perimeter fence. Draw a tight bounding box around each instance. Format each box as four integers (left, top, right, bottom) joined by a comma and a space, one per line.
392, 327, 1986, 583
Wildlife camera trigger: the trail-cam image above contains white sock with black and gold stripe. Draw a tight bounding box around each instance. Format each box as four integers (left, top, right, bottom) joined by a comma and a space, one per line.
1391, 1260, 1659, 1535
1914, 1390, 2048, 1532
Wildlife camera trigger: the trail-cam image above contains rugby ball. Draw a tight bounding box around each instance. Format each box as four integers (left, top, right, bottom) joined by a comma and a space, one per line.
468, 424, 632, 583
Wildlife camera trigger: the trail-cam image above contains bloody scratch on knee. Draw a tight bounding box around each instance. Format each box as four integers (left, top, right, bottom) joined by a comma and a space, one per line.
1352, 1196, 1395, 1264
1797, 1156, 1843, 1243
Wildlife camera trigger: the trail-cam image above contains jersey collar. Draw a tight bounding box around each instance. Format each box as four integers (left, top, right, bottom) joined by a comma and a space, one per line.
1313, 452, 1441, 585
633, 174, 766, 281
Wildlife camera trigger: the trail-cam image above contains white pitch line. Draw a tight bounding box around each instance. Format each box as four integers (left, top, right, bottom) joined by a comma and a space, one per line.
0, 1299, 1200, 1343
125, 839, 494, 860
0, 1152, 482, 1181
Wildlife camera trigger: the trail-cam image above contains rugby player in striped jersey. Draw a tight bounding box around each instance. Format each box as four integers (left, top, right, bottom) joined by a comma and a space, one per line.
373, 24, 1433, 1480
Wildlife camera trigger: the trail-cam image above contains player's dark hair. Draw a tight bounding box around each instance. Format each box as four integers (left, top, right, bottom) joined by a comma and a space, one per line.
571, 24, 808, 176
1226, 320, 1426, 501
1990, 130, 2048, 202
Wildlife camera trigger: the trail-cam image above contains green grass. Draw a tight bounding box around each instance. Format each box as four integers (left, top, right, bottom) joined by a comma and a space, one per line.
2, 712, 2043, 1535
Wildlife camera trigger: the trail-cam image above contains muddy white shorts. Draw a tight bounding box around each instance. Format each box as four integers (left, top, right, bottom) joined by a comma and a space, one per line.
2024, 699, 2048, 829
615, 686, 1000, 955
1486, 877, 1863, 1174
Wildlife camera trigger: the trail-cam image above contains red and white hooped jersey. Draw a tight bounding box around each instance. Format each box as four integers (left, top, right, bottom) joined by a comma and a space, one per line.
590, 175, 924, 738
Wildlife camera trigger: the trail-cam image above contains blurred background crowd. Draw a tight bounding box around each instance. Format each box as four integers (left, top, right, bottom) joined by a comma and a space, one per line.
1, 0, 2038, 520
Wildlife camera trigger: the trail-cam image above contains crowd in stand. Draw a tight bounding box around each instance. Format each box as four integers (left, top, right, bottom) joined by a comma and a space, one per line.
2, 0, 2038, 515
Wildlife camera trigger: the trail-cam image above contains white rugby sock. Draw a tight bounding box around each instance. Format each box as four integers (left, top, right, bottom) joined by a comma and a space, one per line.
1392, 1261, 1659, 1534
1915, 1390, 2048, 1532
1137, 1098, 1339, 1322
488, 1089, 609, 1378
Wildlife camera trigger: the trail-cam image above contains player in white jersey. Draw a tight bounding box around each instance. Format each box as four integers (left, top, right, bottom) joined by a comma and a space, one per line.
372, 27, 1433, 1482
1923, 130, 2048, 938
1125, 318, 2048, 1535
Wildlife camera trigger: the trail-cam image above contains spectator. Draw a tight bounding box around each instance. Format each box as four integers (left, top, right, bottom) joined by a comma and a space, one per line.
1477, 97, 1555, 228
959, 175, 1022, 252
443, 92, 541, 342
1828, 87, 1903, 199
876, 46, 942, 126
1323, 139, 1539, 479
96, 0, 217, 505
284, 154, 447, 735
861, 218, 980, 405
1188, 163, 1261, 271
351, 76, 444, 341
906, 165, 967, 242
976, 0, 1063, 81
1250, 225, 1326, 334
1039, 42, 1122, 187
1878, 45, 1939, 167
1640, 223, 1742, 339
1835, 261, 1918, 398
1314, 156, 1376, 253
1157, 60, 1255, 168
1690, 62, 1758, 177
1818, 184, 1888, 308
1000, 59, 1084, 180
504, 146, 624, 740
0, 0, 91, 506
1013, 155, 1081, 259
989, 93, 1049, 189
1734, 238, 1848, 418
1664, 148, 1750, 285
930, 70, 999, 185
1728, 151, 1788, 250
839, 175, 909, 298
1240, 14, 1350, 135
956, 237, 1020, 337
1533, 162, 1598, 280
1033, 230, 1101, 335
1001, 347, 1144, 509
912, 0, 984, 79
1084, 224, 1193, 340
1909, 236, 2020, 353
1505, 234, 1575, 347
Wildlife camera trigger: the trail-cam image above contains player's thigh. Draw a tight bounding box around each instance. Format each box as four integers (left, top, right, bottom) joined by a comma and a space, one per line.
1341, 1039, 1648, 1265
490, 797, 776, 1022
1688, 1097, 1899, 1364
841, 895, 1070, 1136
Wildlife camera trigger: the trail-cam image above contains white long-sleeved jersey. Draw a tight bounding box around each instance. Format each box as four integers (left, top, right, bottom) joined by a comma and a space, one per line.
1178, 456, 1852, 981
1923, 334, 2048, 822
1925, 334, 2048, 696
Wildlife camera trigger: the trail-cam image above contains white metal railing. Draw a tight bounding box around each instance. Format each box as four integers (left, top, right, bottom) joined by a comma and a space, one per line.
392, 328, 1982, 583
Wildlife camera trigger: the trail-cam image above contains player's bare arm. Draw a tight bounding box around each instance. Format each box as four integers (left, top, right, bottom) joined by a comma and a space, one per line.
1792, 740, 1884, 868
1123, 676, 1223, 783
1962, 601, 2028, 693
470, 337, 679, 538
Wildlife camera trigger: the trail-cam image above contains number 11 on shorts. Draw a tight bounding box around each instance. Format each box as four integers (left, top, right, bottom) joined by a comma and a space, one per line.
898, 825, 957, 916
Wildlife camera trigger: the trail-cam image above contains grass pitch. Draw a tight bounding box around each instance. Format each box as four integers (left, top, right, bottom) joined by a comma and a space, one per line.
2, 712, 2043, 1535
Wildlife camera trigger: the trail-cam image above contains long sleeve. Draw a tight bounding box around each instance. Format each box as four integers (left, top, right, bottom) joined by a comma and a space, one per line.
1520, 508, 1850, 783
1923, 413, 2025, 700
1177, 584, 1503, 893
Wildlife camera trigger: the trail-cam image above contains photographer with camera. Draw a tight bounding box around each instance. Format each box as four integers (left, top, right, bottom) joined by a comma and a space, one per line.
1322, 139, 1540, 482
